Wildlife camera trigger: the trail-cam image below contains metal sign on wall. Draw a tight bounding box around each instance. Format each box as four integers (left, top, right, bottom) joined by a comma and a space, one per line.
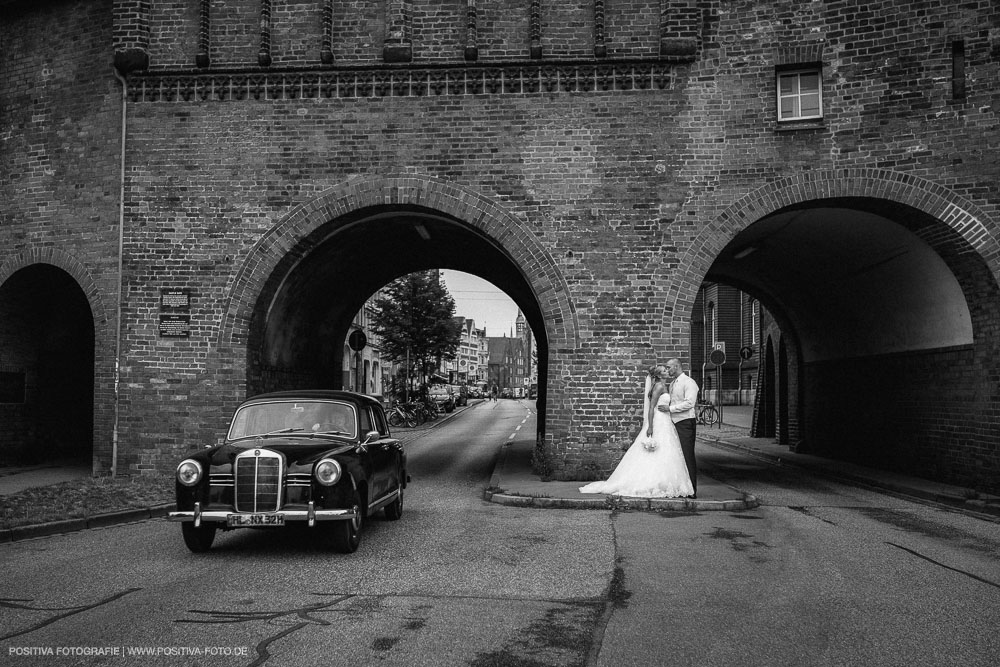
159, 289, 191, 338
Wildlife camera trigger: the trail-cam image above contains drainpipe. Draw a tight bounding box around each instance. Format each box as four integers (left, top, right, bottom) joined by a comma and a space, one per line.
111, 66, 128, 477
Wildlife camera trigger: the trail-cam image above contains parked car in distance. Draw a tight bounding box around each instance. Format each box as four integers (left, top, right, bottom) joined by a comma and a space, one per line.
428, 385, 455, 412
169, 390, 407, 554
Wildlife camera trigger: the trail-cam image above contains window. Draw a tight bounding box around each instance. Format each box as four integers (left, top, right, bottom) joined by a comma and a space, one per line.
777, 68, 822, 121
751, 300, 760, 345
707, 301, 717, 347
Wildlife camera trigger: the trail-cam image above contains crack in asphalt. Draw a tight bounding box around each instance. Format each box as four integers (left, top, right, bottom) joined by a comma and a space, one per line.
0, 588, 142, 641
886, 542, 1000, 590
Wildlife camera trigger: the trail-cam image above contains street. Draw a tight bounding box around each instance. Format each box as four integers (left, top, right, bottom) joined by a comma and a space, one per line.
2, 399, 998, 666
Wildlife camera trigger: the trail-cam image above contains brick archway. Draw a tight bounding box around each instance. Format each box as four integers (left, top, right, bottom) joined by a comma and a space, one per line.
662, 169, 1000, 341
0, 249, 103, 467
216, 172, 578, 358
0, 248, 108, 325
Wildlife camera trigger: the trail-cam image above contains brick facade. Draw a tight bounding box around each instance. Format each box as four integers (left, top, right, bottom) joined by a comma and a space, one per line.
2, 1, 1000, 492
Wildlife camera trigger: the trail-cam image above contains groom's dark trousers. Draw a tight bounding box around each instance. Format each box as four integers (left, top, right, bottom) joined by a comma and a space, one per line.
674, 418, 697, 494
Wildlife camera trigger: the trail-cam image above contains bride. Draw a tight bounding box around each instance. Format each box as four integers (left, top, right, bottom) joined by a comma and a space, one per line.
580, 365, 694, 498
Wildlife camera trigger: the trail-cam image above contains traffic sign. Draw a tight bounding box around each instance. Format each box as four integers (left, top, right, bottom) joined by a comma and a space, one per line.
348, 330, 367, 351
739, 346, 753, 360
709, 348, 726, 366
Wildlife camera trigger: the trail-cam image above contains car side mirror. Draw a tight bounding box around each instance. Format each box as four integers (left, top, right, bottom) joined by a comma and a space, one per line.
362, 430, 380, 444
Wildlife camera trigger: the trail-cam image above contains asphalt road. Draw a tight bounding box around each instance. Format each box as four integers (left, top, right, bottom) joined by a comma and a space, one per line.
1, 400, 998, 666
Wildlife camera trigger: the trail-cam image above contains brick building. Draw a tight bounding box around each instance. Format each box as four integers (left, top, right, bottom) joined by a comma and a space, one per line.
486, 335, 529, 398
690, 283, 764, 407
2, 1, 999, 493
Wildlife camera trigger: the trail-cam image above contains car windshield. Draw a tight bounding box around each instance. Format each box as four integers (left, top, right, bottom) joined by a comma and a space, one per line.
228, 400, 357, 440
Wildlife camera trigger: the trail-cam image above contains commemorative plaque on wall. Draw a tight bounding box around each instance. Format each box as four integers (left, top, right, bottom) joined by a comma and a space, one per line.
159, 289, 191, 338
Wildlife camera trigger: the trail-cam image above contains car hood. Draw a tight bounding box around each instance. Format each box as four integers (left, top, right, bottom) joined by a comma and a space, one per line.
207, 437, 355, 468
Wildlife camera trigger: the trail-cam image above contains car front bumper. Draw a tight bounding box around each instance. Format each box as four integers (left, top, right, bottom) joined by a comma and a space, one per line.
168, 501, 357, 528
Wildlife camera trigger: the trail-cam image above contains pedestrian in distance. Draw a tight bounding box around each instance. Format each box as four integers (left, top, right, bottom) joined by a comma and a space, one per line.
657, 357, 699, 497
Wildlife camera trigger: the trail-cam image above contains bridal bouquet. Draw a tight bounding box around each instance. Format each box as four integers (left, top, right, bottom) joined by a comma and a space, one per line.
639, 436, 658, 452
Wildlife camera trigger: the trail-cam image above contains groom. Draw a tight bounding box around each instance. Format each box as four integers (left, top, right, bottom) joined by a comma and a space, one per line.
658, 358, 699, 497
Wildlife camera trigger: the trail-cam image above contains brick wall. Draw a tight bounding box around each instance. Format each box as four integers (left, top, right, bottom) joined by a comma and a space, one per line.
0, 0, 120, 473
3, 1, 1000, 492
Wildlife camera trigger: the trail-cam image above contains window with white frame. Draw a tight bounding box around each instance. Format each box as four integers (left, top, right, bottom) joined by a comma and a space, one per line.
751, 299, 759, 345
777, 68, 822, 121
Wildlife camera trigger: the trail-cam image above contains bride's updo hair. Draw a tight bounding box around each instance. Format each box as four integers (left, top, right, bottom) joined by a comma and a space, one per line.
648, 364, 667, 380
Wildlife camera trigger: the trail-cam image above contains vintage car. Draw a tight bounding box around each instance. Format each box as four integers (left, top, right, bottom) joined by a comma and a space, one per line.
168, 390, 407, 554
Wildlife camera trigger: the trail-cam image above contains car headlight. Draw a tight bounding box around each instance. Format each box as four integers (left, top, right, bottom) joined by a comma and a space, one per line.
315, 458, 342, 486
176, 459, 203, 487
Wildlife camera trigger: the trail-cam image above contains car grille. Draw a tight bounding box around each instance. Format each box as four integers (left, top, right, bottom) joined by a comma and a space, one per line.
234, 450, 283, 512
285, 473, 312, 489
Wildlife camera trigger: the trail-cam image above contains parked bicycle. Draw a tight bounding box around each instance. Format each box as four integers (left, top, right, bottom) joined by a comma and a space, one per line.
387, 402, 419, 428
413, 399, 438, 423
696, 400, 719, 426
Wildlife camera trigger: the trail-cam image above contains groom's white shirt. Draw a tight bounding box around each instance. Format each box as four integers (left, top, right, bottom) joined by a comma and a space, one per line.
666, 372, 698, 422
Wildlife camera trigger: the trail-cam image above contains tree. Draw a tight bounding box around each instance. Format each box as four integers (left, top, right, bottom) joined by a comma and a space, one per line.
371, 271, 462, 390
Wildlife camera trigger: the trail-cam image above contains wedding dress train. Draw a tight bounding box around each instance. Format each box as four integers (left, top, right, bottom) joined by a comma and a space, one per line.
579, 378, 694, 498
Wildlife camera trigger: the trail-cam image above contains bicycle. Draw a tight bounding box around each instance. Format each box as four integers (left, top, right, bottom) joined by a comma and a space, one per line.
387, 402, 418, 428
412, 399, 437, 423
696, 401, 719, 426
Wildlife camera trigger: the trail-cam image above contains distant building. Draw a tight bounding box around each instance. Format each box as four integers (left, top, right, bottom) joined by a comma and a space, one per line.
486, 311, 533, 396
690, 283, 770, 407
515, 309, 535, 386
444, 317, 487, 386
346, 290, 387, 397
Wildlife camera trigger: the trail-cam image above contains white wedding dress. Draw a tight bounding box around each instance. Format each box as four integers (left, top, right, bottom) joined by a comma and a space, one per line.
580, 377, 694, 498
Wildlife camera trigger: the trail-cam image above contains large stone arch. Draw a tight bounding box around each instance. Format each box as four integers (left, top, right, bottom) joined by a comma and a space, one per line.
215, 171, 579, 374
662, 169, 1000, 339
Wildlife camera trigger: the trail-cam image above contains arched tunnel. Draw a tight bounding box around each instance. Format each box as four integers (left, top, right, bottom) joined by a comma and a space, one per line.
705, 197, 1000, 483
245, 204, 547, 432
0, 264, 95, 464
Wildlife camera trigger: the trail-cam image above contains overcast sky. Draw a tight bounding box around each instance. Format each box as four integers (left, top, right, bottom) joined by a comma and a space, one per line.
440, 270, 520, 337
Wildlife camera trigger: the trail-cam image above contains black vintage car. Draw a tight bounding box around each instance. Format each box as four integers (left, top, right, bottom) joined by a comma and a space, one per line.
168, 390, 407, 553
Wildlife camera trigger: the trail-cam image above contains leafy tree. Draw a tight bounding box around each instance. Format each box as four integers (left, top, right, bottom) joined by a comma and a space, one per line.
371, 271, 462, 387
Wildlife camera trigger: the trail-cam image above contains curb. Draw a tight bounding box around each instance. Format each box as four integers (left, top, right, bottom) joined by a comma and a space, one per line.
483, 489, 760, 512
1, 504, 174, 543
703, 435, 1000, 523
485, 440, 761, 512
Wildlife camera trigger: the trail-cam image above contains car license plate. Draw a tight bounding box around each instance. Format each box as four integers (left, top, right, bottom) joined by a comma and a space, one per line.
227, 513, 284, 527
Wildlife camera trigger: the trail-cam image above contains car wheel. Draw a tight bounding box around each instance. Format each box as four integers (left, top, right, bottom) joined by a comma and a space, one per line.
327, 492, 363, 553
181, 523, 216, 553
384, 484, 403, 521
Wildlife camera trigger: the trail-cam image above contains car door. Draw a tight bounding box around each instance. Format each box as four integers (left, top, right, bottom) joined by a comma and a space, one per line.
362, 405, 394, 501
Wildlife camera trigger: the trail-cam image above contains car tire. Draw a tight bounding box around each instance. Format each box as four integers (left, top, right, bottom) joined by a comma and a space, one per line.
181, 523, 216, 553
327, 492, 363, 553
384, 484, 403, 521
